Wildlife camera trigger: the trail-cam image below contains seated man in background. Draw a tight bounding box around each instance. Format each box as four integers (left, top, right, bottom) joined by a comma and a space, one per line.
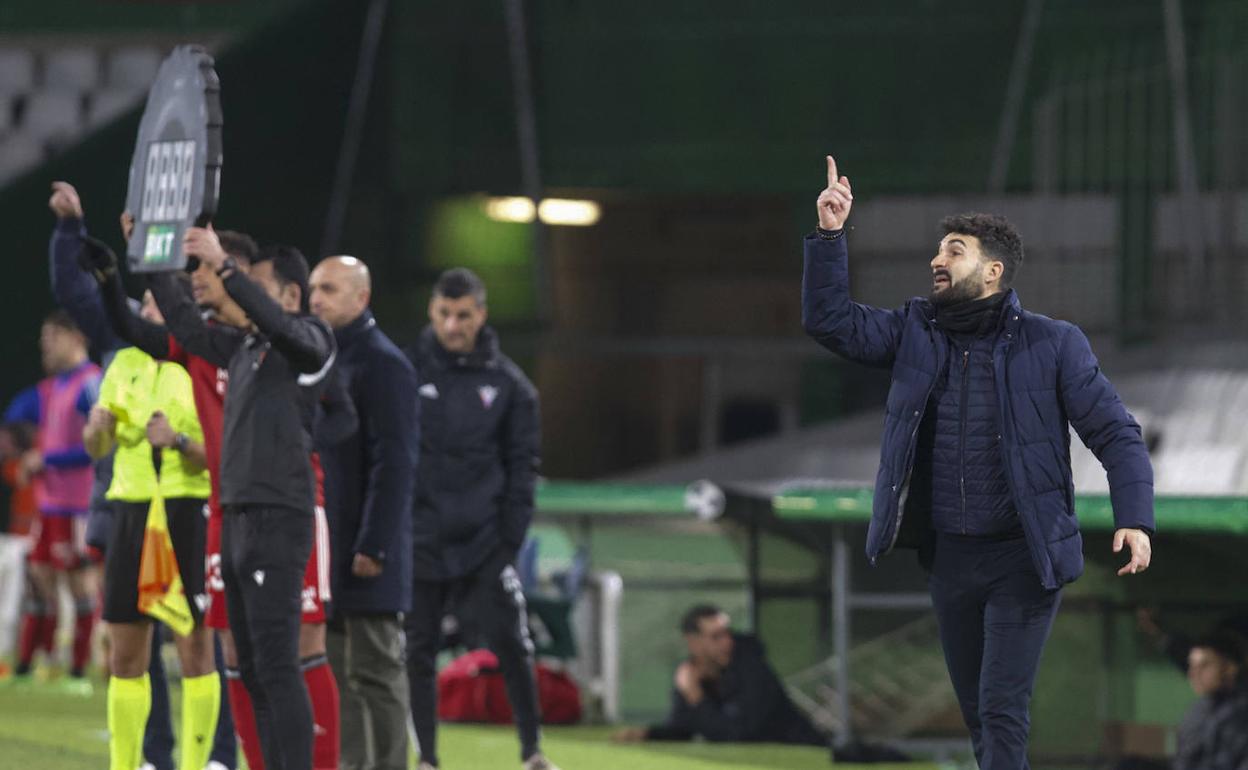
613, 604, 825, 746
1173, 632, 1248, 770
1118, 632, 1248, 770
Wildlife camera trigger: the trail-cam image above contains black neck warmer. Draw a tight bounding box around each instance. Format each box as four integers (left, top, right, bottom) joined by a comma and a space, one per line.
934, 291, 1007, 336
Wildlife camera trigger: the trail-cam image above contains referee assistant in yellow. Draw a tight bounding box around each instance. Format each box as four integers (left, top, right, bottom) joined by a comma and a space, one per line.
84, 288, 219, 770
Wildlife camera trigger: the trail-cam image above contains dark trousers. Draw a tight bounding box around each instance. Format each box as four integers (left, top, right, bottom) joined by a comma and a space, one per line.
328, 613, 410, 770
405, 548, 540, 766
222, 505, 314, 770
144, 627, 238, 770
928, 534, 1061, 770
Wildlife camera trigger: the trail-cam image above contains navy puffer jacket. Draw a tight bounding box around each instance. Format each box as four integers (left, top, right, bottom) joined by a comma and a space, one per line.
913, 326, 1017, 536
801, 233, 1154, 589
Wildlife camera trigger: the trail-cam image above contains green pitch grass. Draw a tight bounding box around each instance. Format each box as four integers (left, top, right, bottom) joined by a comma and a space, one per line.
0, 677, 934, 769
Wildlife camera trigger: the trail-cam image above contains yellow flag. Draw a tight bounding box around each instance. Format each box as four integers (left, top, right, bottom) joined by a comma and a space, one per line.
137, 492, 194, 637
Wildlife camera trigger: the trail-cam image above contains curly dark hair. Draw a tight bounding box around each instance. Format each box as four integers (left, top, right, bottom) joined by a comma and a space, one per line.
940, 212, 1024, 287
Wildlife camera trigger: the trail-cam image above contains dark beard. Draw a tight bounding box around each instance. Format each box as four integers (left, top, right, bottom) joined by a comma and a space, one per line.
930, 274, 985, 306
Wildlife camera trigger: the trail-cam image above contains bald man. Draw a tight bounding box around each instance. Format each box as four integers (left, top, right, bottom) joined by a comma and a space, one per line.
310, 257, 419, 770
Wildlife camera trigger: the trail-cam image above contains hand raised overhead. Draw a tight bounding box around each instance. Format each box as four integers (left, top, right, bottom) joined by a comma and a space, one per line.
49, 181, 84, 219
816, 155, 853, 231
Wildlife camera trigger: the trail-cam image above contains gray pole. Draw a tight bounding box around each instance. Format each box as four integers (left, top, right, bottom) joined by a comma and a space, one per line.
988, 0, 1045, 194
699, 359, 723, 454
831, 527, 852, 744
502, 0, 551, 323
320, 0, 389, 257
1161, 0, 1206, 279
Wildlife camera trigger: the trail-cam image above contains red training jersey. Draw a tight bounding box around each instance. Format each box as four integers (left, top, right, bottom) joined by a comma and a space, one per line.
167, 334, 228, 519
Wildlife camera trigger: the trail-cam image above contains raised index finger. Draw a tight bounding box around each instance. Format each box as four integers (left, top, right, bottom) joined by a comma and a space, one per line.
826, 155, 839, 188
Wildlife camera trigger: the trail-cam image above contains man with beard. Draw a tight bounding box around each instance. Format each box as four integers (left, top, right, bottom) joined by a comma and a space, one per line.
404, 268, 556, 770
613, 604, 825, 746
802, 156, 1154, 768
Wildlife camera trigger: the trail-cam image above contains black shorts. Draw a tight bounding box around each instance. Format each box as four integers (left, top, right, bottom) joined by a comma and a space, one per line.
102, 498, 208, 625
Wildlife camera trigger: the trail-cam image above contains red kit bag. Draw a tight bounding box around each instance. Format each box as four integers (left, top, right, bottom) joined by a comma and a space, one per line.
438, 649, 582, 724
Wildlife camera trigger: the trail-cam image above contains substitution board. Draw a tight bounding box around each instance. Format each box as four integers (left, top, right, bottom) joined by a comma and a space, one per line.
124, 46, 223, 272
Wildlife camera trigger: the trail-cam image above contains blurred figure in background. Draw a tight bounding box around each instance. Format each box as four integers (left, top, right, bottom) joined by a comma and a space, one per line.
0, 410, 42, 680
1173, 633, 1248, 769
612, 604, 825, 746
1117, 632, 1248, 770
0, 416, 40, 536
3, 311, 101, 693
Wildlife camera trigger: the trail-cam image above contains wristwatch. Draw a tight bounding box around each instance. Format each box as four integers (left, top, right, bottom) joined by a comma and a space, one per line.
173, 433, 190, 454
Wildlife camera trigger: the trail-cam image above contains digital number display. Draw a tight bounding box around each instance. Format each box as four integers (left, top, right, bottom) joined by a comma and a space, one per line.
139, 140, 196, 223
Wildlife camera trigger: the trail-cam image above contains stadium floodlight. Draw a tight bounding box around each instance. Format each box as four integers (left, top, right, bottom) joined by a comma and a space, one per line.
483, 196, 601, 226
537, 198, 601, 226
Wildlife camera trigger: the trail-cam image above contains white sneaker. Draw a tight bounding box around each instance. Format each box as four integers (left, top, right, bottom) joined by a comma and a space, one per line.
139, 764, 155, 770
523, 754, 561, 770
417, 763, 438, 770
206, 762, 230, 770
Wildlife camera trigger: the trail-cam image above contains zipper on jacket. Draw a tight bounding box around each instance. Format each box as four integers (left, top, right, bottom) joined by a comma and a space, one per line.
884, 437, 918, 557
885, 382, 937, 556
882, 317, 942, 559
959, 348, 969, 534
992, 326, 1050, 589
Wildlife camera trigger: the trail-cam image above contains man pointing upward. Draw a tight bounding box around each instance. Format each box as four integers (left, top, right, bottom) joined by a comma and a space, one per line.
802, 155, 1153, 768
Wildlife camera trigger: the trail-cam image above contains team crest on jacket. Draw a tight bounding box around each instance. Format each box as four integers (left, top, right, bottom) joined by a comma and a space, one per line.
478, 385, 499, 409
